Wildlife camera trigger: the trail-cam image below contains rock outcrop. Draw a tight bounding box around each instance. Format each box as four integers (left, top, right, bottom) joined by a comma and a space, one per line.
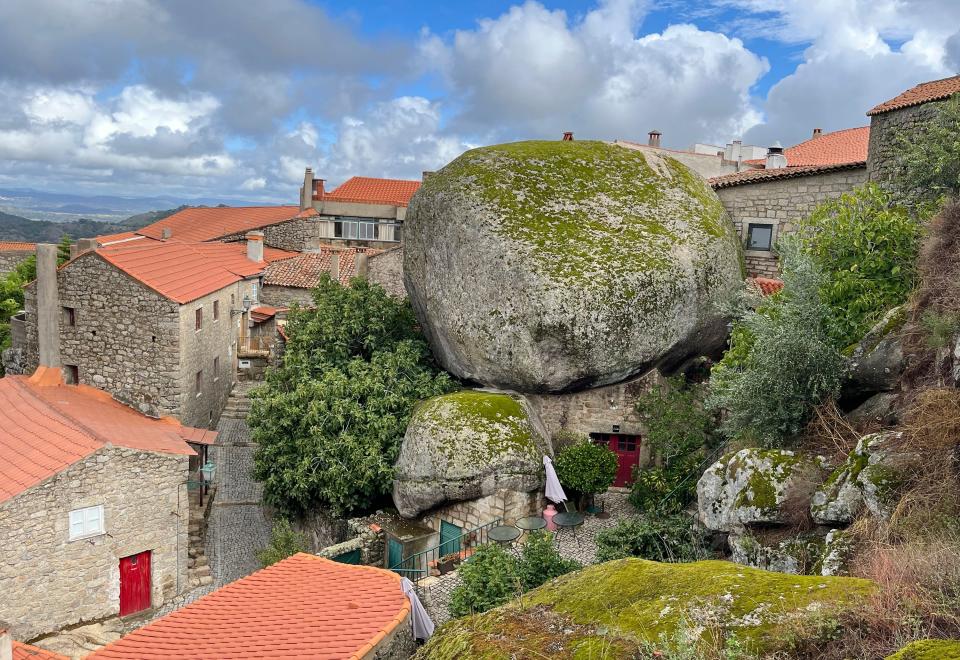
392, 390, 549, 518
403, 140, 744, 393
845, 306, 906, 398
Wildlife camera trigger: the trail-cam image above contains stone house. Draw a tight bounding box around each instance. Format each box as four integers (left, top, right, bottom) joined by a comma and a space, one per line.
14, 238, 294, 428
0, 241, 34, 276
84, 553, 417, 659
615, 129, 767, 178
0, 368, 215, 643
866, 74, 960, 185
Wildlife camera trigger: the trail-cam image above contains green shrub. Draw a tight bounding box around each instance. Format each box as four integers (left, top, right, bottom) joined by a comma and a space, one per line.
554, 440, 618, 503
516, 531, 580, 590
256, 518, 308, 567
449, 543, 519, 617
707, 242, 846, 446
795, 183, 922, 348
595, 514, 708, 563
895, 93, 960, 207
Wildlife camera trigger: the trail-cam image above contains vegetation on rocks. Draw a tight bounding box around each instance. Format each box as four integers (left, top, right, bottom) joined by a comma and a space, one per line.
895, 93, 960, 208
255, 519, 307, 567
886, 639, 960, 659
595, 514, 708, 563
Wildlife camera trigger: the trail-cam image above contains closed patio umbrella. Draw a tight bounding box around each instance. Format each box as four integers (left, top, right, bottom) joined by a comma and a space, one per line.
401, 577, 435, 641
543, 455, 567, 504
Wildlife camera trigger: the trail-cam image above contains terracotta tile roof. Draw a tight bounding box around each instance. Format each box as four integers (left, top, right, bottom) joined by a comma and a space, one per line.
0, 370, 210, 504
132, 206, 307, 243
89, 553, 410, 660
263, 247, 383, 288
709, 161, 866, 189
868, 75, 960, 116
0, 241, 35, 252
93, 240, 296, 303
249, 304, 279, 323
744, 126, 869, 168
748, 277, 785, 296
12, 641, 68, 659
96, 231, 146, 246
326, 176, 421, 207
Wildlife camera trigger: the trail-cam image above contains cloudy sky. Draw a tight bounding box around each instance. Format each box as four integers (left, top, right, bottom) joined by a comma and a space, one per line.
0, 0, 958, 204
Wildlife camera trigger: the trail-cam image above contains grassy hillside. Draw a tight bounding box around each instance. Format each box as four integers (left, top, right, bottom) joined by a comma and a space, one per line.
0, 207, 183, 243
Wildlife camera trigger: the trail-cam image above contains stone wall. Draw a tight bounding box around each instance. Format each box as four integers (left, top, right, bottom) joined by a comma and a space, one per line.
714, 168, 868, 277
0, 446, 189, 642
0, 249, 31, 276
260, 284, 314, 308
316, 521, 385, 568
420, 490, 544, 537
372, 613, 416, 659
867, 101, 945, 185
367, 246, 406, 297
263, 217, 318, 252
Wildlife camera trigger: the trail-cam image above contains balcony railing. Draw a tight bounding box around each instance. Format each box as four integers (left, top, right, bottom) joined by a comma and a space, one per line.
389, 518, 502, 588
238, 336, 273, 357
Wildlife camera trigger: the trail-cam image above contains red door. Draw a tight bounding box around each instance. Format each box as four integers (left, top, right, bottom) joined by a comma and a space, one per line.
593, 434, 642, 487
119, 550, 152, 616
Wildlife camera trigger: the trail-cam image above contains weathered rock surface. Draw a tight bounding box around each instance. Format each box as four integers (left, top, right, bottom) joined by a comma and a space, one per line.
392, 390, 549, 518
846, 306, 906, 397
729, 531, 827, 575
820, 529, 854, 577
404, 140, 743, 393
697, 448, 828, 533
846, 391, 901, 427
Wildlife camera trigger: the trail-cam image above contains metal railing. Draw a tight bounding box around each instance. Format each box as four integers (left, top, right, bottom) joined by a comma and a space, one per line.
238, 336, 273, 356
389, 518, 502, 587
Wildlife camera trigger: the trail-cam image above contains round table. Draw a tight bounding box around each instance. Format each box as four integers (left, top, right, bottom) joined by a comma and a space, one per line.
515, 516, 547, 533
552, 512, 585, 549
488, 525, 522, 548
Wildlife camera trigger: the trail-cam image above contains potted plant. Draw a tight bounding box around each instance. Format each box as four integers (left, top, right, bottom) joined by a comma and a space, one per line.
438, 552, 461, 575
553, 439, 618, 513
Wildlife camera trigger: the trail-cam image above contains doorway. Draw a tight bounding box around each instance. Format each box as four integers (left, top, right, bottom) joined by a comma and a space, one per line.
591, 433, 643, 487
119, 550, 152, 616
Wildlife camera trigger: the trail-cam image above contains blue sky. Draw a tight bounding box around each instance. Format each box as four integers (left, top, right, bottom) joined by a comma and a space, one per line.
0, 0, 957, 203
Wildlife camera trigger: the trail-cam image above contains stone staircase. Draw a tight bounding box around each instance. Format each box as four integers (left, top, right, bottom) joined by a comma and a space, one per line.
220, 384, 254, 420
187, 488, 214, 588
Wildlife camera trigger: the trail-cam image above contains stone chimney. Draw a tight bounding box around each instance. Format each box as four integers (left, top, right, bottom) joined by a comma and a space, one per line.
246, 231, 264, 262
161, 227, 172, 240
812, 127, 823, 138
355, 252, 369, 278
76, 238, 97, 255
35, 243, 61, 370
0, 627, 11, 660
301, 167, 314, 211
329, 252, 340, 282
765, 142, 788, 169
648, 130, 662, 148
562, 132, 574, 141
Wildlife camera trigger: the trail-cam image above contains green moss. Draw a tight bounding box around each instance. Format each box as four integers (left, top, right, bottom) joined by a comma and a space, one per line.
886, 639, 960, 660
418, 559, 875, 659
728, 450, 805, 513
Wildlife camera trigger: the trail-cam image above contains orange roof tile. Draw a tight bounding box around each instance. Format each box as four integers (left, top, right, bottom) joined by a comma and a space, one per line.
89, 554, 410, 660
709, 161, 866, 189
12, 641, 68, 659
744, 126, 869, 168
0, 241, 35, 252
748, 277, 785, 296
326, 176, 420, 207
134, 206, 304, 243
868, 75, 960, 116
96, 231, 146, 246
93, 240, 296, 303
263, 247, 383, 288
0, 373, 210, 504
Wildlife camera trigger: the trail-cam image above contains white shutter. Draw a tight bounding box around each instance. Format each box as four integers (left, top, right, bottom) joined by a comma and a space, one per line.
69, 509, 85, 540
69, 505, 104, 539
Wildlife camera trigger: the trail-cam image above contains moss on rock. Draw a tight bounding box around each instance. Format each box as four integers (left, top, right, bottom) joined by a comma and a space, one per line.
886, 639, 960, 660
417, 558, 874, 659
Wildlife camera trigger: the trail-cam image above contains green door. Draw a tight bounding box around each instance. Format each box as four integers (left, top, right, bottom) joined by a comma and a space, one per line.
388, 537, 404, 570
332, 548, 361, 565
439, 520, 462, 557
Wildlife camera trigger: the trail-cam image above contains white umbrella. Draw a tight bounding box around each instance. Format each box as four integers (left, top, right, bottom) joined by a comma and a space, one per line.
543, 455, 567, 504
401, 577, 435, 641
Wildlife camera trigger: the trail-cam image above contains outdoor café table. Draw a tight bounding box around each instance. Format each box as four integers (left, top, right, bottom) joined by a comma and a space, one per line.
552, 511, 585, 549
515, 516, 547, 541
488, 524, 522, 552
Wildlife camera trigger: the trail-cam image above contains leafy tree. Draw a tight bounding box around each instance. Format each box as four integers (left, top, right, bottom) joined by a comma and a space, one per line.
449, 543, 520, 617
595, 514, 708, 563
516, 531, 580, 590
794, 183, 922, 348
895, 93, 960, 207
256, 518, 307, 567
554, 440, 618, 506
707, 242, 846, 446
249, 275, 456, 517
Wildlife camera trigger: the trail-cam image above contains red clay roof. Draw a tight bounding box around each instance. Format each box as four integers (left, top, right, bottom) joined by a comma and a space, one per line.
709, 161, 866, 189
94, 240, 296, 303
89, 553, 410, 660
744, 126, 869, 168
326, 176, 420, 207
96, 231, 145, 246
263, 247, 383, 288
748, 277, 785, 296
0, 370, 211, 504
0, 241, 35, 252
868, 75, 960, 116
12, 641, 68, 660
132, 206, 308, 243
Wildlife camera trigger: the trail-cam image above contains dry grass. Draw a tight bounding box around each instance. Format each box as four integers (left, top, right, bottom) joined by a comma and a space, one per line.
801, 400, 865, 463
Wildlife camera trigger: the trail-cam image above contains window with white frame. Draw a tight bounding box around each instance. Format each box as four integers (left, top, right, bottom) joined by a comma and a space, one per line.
69, 504, 104, 540
746, 223, 774, 251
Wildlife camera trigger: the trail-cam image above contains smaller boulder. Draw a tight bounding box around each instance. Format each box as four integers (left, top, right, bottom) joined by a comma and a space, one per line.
729, 531, 827, 575
697, 448, 828, 533
846, 307, 906, 397
392, 390, 549, 518
820, 529, 854, 577
845, 391, 901, 428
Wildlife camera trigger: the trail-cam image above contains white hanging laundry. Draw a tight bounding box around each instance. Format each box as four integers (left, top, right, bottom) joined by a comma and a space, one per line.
401, 577, 435, 641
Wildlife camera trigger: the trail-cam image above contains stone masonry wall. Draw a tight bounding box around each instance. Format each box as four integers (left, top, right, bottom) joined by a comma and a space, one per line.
263, 217, 320, 251
22, 253, 183, 418
715, 168, 867, 277
367, 246, 406, 297
0, 249, 31, 276
867, 101, 945, 185
0, 446, 189, 642
421, 490, 544, 538
260, 284, 314, 308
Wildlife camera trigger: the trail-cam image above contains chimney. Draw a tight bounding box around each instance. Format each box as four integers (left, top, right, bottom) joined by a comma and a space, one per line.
562, 132, 574, 141
246, 231, 264, 262
76, 238, 97, 255
304, 236, 321, 253
301, 167, 314, 211
812, 128, 823, 138
160, 227, 172, 240
329, 252, 340, 282
0, 627, 11, 660
647, 130, 662, 148
765, 142, 788, 169
35, 243, 61, 370
313, 178, 325, 201
355, 252, 369, 279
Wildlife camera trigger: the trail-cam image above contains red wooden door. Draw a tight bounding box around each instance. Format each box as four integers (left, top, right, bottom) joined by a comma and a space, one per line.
610, 434, 642, 487
119, 550, 151, 616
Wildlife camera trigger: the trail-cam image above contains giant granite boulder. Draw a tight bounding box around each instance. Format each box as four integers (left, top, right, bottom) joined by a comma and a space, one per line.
392, 390, 549, 518
404, 140, 744, 392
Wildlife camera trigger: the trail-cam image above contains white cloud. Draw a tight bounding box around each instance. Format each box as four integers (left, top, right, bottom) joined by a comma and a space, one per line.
240, 176, 266, 190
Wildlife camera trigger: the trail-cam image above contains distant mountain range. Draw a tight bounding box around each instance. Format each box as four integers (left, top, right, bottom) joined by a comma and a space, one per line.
0, 208, 183, 243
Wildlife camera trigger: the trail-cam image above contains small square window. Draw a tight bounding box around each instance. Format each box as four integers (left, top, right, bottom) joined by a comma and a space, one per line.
64, 364, 79, 385
746, 223, 773, 251
213, 300, 220, 321
69, 504, 104, 540
62, 306, 76, 327
195, 308, 203, 331
617, 437, 637, 452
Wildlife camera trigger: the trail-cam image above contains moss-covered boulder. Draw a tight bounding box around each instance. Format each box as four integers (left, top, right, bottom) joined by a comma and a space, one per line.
729, 530, 827, 575
392, 390, 549, 517
403, 140, 743, 393
416, 558, 875, 659
697, 448, 828, 533
886, 639, 960, 659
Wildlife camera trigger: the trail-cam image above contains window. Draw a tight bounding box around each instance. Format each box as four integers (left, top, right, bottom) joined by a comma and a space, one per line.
62, 306, 76, 327
69, 504, 104, 540
250, 282, 258, 302
746, 223, 773, 251
213, 356, 219, 380
195, 307, 203, 331
617, 436, 637, 452
333, 217, 380, 240
195, 370, 203, 396
213, 300, 220, 321
64, 364, 79, 385
231, 293, 235, 306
